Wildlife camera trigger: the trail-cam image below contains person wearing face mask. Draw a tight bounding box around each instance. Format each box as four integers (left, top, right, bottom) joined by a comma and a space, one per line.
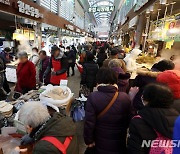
127, 83, 179, 154
44, 45, 68, 85
65, 46, 76, 77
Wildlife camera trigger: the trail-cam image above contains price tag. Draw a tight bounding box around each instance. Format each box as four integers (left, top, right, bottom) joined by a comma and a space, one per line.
60, 80, 68, 87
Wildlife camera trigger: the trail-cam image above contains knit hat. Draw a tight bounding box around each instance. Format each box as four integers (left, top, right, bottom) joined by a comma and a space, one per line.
157, 70, 180, 99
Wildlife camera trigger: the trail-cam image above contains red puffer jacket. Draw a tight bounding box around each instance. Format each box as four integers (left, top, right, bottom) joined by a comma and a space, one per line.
15, 60, 36, 93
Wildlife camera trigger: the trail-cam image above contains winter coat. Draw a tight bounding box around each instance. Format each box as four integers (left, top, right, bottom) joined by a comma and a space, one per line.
133, 69, 160, 111
172, 99, 180, 114
15, 60, 36, 94
32, 113, 78, 154
39, 56, 50, 84
97, 53, 107, 67
81, 61, 99, 91
127, 107, 179, 154
66, 50, 76, 64
173, 116, 180, 154
84, 85, 131, 154
0, 57, 5, 89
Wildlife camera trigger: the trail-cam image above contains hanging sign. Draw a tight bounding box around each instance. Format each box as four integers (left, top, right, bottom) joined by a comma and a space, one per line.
17, 1, 43, 19
76, 28, 81, 33
0, 0, 10, 5
89, 6, 115, 13
129, 16, 138, 28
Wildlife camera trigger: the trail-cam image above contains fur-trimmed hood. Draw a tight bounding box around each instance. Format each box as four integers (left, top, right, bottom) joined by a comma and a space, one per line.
137, 68, 161, 78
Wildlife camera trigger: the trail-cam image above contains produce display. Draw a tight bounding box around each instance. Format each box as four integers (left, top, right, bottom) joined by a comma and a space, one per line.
136, 54, 156, 64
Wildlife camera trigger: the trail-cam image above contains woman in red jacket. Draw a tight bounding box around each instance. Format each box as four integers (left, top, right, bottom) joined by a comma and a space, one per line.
15, 51, 36, 94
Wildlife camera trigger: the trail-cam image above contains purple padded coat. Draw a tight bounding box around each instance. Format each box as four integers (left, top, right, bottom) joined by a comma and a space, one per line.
84, 85, 131, 154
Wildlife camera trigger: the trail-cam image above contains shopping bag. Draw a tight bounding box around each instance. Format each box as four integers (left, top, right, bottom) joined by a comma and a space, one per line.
70, 99, 86, 122
79, 85, 90, 98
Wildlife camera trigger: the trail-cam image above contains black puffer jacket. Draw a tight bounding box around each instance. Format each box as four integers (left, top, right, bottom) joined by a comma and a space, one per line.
0, 57, 5, 88
172, 99, 180, 114
127, 107, 179, 154
81, 61, 99, 91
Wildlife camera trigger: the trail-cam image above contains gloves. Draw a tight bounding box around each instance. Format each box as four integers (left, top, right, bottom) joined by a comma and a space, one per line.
21, 134, 34, 145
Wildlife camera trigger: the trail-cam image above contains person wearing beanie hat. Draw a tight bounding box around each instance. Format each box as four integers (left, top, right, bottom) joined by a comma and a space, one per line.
44, 45, 68, 85
157, 70, 180, 113
15, 51, 36, 94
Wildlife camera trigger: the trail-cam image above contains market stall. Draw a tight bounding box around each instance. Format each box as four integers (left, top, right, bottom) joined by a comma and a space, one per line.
0, 83, 76, 153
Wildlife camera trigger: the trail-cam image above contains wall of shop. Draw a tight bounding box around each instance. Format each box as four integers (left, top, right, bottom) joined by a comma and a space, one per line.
0, 0, 85, 33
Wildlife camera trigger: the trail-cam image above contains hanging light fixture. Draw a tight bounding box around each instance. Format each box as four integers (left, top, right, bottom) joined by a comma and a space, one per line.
170, 2, 176, 16
160, 0, 167, 5
146, 8, 150, 14
156, 9, 161, 28
149, 5, 154, 12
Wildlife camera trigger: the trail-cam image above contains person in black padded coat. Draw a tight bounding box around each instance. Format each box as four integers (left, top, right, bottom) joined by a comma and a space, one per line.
127, 83, 179, 154
81, 53, 99, 92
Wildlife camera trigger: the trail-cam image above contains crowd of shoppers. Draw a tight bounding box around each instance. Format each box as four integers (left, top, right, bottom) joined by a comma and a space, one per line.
0, 41, 180, 154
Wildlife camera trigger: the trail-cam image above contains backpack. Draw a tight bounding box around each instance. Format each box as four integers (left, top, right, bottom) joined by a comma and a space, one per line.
133, 115, 173, 154
41, 136, 72, 154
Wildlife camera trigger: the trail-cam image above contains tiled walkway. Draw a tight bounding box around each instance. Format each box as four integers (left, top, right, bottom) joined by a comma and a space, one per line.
67, 68, 86, 154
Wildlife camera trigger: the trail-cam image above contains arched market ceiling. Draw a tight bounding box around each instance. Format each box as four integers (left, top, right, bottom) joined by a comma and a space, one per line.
88, 0, 114, 25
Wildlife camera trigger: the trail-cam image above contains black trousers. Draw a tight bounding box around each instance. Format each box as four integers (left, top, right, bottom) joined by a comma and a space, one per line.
3, 74, 11, 93
67, 63, 75, 76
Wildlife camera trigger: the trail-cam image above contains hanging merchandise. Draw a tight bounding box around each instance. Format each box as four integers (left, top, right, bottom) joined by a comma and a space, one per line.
165, 40, 174, 49
149, 14, 180, 42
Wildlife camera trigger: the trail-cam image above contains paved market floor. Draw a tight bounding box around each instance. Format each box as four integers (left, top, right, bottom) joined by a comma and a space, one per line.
67, 68, 86, 154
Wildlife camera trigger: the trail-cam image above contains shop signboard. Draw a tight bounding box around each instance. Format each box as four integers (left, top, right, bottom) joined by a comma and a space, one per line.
17, 1, 43, 19
76, 28, 81, 33
89, 6, 115, 13
149, 15, 180, 42
29, 31, 35, 40
0, 0, 10, 5
65, 24, 74, 31
129, 16, 138, 28
134, 0, 148, 11
23, 29, 29, 39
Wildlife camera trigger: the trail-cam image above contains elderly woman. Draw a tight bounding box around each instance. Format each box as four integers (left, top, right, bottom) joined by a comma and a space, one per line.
84, 68, 131, 154
15, 51, 36, 94
108, 59, 130, 92
19, 102, 78, 154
